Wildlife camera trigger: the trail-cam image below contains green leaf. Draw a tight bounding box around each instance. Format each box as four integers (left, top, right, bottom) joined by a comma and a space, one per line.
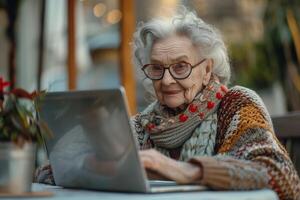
0, 88, 51, 145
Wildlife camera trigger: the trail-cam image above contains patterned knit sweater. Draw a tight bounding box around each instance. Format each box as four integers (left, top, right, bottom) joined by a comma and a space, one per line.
132, 86, 300, 200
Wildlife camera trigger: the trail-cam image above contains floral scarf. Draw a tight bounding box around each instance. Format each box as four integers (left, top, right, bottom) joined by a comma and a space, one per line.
138, 76, 228, 160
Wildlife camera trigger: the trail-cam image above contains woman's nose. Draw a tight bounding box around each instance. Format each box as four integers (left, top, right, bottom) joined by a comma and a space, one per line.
161, 69, 176, 85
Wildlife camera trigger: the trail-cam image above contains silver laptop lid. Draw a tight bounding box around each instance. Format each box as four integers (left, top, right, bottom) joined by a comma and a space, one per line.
39, 88, 148, 192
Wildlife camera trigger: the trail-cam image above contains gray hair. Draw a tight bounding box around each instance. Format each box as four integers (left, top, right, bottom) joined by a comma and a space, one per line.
132, 7, 231, 86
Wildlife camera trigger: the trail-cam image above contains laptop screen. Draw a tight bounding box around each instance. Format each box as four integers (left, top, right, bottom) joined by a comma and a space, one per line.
39, 88, 131, 156
39, 88, 149, 192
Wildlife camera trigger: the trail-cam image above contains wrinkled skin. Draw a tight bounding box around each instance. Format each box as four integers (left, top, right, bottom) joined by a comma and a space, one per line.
151, 34, 212, 108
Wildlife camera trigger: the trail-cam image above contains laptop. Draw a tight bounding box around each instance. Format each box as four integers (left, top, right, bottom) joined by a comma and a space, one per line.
39, 87, 206, 193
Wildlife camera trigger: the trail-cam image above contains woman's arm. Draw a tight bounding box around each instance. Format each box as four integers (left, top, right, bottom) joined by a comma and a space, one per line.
190, 87, 300, 199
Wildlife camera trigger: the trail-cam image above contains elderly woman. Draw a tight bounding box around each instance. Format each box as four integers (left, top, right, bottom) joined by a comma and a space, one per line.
131, 8, 300, 199
36, 8, 300, 200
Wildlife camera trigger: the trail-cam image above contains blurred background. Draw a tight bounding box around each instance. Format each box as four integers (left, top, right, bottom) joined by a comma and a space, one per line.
0, 0, 300, 116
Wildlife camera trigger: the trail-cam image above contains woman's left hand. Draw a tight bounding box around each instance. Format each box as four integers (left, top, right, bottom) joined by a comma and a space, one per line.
139, 149, 201, 184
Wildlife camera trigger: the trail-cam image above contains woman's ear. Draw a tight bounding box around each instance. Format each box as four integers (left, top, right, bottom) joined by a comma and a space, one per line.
202, 59, 213, 86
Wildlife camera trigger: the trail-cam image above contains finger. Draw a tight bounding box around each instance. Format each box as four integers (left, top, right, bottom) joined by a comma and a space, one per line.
139, 150, 154, 163
145, 169, 169, 180
140, 155, 155, 169
139, 150, 161, 169
140, 151, 178, 181
139, 149, 158, 156
139, 150, 152, 157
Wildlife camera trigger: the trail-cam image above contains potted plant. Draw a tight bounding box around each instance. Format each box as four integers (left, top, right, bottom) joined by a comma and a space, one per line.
0, 77, 51, 194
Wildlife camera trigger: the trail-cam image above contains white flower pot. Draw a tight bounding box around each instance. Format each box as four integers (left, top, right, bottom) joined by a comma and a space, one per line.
0, 142, 36, 194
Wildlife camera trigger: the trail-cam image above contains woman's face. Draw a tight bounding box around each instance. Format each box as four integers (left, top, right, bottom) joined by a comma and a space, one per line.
150, 34, 212, 108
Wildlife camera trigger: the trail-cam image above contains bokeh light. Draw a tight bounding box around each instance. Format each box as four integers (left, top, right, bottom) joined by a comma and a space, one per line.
93, 3, 106, 18
106, 9, 122, 24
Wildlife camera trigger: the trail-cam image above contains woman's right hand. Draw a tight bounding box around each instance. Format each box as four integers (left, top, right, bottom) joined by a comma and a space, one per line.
34, 162, 55, 185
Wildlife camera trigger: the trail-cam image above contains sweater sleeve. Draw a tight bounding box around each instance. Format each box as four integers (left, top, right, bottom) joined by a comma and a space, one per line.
189, 87, 300, 200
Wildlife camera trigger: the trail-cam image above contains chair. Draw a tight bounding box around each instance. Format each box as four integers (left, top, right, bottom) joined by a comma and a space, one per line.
272, 112, 300, 174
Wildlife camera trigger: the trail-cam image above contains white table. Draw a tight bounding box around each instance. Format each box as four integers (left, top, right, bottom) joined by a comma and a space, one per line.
2, 183, 279, 200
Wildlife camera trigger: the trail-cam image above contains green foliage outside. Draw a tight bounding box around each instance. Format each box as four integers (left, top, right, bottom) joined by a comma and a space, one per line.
229, 0, 300, 110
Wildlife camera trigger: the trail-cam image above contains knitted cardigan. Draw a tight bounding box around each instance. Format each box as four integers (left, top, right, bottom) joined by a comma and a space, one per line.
132, 86, 300, 200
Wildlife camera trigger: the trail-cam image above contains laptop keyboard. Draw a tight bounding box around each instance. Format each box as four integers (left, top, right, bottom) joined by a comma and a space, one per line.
148, 180, 178, 187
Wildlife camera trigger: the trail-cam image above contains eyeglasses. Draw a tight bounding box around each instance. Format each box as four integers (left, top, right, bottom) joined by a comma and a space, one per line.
142, 59, 206, 80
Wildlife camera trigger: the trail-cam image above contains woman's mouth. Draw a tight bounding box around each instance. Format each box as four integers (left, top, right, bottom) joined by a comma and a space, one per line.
163, 90, 181, 95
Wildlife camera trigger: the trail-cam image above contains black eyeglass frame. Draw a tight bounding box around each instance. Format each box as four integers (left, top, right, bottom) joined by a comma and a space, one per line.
142, 59, 206, 80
